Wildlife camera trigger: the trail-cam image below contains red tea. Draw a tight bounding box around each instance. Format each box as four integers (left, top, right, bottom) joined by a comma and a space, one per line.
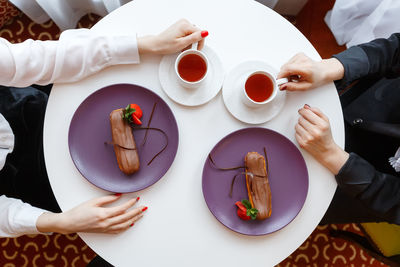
177, 54, 207, 82
245, 74, 274, 102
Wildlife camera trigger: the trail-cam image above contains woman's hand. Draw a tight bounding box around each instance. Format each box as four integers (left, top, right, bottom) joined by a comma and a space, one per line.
295, 104, 349, 174
277, 53, 345, 91
138, 19, 208, 55
37, 194, 147, 234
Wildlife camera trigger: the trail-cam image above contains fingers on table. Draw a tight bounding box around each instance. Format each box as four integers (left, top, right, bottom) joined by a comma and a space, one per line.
107, 206, 147, 233
106, 196, 140, 217
295, 105, 330, 144
102, 196, 147, 234
305, 106, 329, 121
91, 194, 123, 206
298, 106, 326, 125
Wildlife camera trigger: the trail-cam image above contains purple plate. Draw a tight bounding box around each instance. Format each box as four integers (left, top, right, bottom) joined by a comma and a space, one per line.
202, 127, 308, 236
68, 84, 179, 193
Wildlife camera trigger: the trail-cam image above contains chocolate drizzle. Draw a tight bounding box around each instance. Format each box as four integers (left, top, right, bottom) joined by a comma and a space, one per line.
104, 141, 137, 150
130, 126, 168, 165
229, 172, 245, 197
208, 154, 245, 171
141, 102, 157, 146
228, 172, 266, 197
209, 148, 268, 197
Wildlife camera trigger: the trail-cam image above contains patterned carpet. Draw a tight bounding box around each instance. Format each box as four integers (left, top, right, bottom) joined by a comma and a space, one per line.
1, 233, 95, 266
0, 1, 389, 266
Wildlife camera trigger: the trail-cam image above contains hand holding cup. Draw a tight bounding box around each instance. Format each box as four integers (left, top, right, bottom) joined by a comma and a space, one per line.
277, 53, 345, 91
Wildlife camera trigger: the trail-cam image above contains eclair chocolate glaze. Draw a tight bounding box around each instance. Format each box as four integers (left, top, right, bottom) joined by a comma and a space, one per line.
110, 109, 140, 175
245, 152, 272, 220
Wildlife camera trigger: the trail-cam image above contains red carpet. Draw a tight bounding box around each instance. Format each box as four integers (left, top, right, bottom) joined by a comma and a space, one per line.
0, 1, 389, 266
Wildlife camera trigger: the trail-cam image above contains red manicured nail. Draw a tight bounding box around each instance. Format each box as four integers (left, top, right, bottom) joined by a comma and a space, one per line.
142, 207, 148, 212
130, 223, 134, 227
136, 196, 140, 201
115, 193, 122, 197
201, 31, 208, 38
280, 85, 287, 91
304, 104, 310, 108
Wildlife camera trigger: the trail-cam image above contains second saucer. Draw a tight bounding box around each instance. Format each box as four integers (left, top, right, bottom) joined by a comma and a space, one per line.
222, 60, 287, 124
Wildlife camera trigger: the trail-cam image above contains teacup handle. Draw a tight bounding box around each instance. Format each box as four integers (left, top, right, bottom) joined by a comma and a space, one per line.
276, 78, 289, 86
191, 42, 198, 50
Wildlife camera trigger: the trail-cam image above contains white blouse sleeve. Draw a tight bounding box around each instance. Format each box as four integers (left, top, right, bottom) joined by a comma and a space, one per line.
0, 28, 140, 87
0, 28, 140, 237
0, 195, 48, 237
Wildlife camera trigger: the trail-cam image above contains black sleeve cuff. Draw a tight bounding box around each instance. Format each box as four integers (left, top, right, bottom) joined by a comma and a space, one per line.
333, 46, 370, 90
335, 152, 375, 197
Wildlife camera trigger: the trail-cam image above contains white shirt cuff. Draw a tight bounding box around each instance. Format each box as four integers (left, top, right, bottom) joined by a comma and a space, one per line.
13, 204, 49, 235
109, 35, 140, 65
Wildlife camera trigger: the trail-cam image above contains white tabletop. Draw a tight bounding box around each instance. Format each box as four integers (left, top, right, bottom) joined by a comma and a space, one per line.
43, 0, 344, 266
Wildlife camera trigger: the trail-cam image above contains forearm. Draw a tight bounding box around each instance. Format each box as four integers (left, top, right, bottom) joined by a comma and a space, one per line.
0, 29, 139, 87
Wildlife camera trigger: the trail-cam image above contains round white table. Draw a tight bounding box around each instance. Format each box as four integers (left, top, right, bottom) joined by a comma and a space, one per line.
44, 0, 344, 266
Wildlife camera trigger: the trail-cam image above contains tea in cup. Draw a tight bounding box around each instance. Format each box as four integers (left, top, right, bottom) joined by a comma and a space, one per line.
175, 49, 208, 89
241, 71, 288, 108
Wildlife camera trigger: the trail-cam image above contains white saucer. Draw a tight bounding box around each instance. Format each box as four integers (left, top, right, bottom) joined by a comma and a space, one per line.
222, 60, 286, 124
159, 46, 224, 106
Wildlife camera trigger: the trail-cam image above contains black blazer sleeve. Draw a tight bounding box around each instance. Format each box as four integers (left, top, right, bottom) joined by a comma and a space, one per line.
336, 153, 400, 224
333, 33, 400, 89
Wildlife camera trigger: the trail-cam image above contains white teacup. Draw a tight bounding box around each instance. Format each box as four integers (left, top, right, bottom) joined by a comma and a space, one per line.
175, 47, 209, 89
241, 70, 288, 108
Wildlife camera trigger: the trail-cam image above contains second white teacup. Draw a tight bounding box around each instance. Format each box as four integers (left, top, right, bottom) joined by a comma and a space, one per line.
175, 48, 209, 89
241, 70, 288, 108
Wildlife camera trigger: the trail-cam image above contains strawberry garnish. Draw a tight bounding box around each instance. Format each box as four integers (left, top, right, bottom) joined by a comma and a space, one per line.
235, 201, 251, 221
130, 104, 143, 119
235, 200, 259, 221
132, 114, 142, 125
123, 103, 143, 125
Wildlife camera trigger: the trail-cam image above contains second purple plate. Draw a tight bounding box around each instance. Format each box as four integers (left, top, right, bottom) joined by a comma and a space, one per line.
202, 127, 308, 236
68, 84, 179, 193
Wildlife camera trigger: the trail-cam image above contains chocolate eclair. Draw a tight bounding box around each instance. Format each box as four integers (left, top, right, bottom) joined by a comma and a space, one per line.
245, 152, 272, 220
109, 109, 140, 175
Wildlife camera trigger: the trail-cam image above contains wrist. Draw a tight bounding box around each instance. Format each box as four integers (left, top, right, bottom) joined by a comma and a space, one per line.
318, 144, 349, 175
36, 212, 69, 234
137, 35, 158, 55
320, 58, 345, 82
